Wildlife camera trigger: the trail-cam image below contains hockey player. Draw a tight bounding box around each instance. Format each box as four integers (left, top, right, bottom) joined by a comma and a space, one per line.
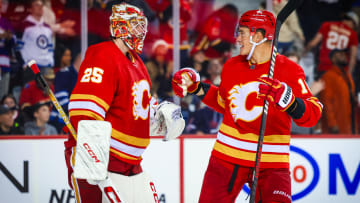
172, 10, 323, 203
64, 3, 161, 203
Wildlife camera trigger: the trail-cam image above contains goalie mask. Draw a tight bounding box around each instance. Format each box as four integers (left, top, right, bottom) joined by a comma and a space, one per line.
110, 3, 148, 54
235, 10, 276, 60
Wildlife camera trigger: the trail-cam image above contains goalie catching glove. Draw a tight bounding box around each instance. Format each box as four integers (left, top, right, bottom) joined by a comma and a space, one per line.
257, 77, 295, 112
150, 101, 185, 141
172, 67, 201, 98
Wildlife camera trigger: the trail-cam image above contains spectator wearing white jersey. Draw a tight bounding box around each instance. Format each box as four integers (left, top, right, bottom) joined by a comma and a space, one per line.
17, 0, 54, 68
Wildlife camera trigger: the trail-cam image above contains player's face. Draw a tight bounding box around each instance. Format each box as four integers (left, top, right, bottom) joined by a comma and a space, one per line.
129, 17, 147, 39
236, 27, 252, 56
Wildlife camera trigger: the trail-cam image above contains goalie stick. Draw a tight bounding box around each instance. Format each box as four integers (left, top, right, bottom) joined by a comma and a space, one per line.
249, 0, 304, 202
27, 60, 124, 203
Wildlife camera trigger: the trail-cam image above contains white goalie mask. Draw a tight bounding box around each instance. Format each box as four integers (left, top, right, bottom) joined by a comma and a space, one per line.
109, 3, 148, 54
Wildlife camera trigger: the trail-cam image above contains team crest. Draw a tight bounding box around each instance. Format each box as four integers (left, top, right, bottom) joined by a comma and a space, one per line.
132, 80, 150, 120
228, 82, 263, 122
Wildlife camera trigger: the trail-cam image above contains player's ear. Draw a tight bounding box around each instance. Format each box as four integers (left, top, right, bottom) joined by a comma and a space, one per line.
253, 31, 265, 43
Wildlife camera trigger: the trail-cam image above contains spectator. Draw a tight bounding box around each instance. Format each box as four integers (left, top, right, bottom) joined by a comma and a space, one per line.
186, 59, 223, 134
191, 4, 238, 60
286, 51, 325, 95
305, 11, 359, 75
0, 104, 24, 135
272, 0, 305, 54
0, 0, 16, 99
18, 0, 54, 68
145, 39, 170, 95
1, 94, 24, 128
24, 101, 57, 135
148, 0, 192, 67
320, 49, 357, 134
43, 0, 75, 37
52, 48, 79, 132
19, 67, 55, 110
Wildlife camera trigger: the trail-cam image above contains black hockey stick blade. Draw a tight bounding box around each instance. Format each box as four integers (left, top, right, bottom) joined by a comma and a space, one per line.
249, 0, 304, 203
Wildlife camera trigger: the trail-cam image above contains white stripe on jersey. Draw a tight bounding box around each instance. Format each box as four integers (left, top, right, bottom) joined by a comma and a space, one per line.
69, 101, 106, 118
110, 139, 145, 157
217, 132, 289, 153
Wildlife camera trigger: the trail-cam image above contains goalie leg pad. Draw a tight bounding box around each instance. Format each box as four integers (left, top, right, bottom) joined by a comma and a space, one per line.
104, 171, 159, 203
74, 120, 112, 180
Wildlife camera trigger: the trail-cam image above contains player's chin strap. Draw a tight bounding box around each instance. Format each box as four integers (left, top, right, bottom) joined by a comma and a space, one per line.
246, 35, 268, 60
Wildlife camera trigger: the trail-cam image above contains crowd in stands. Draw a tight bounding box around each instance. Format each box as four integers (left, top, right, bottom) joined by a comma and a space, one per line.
0, 0, 359, 136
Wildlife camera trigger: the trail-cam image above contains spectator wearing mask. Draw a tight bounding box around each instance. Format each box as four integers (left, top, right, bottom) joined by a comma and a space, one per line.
0, 105, 24, 135
24, 101, 57, 135
319, 49, 357, 134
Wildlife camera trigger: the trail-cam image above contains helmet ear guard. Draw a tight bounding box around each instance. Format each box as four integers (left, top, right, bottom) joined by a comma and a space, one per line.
109, 3, 148, 54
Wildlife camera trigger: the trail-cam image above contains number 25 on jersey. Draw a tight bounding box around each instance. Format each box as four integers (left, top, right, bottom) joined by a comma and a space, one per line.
80, 67, 104, 83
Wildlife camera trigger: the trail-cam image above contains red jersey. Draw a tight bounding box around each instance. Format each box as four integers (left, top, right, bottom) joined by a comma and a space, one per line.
202, 55, 322, 168
318, 21, 358, 72
68, 41, 152, 168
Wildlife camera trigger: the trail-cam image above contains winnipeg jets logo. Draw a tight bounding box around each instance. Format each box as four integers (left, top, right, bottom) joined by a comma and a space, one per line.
132, 80, 150, 120
228, 82, 263, 122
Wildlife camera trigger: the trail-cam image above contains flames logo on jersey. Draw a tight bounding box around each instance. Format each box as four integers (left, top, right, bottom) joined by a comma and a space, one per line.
132, 80, 150, 120
228, 82, 263, 122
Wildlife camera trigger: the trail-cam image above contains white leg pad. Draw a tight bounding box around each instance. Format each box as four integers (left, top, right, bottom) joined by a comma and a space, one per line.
102, 171, 159, 203
74, 120, 112, 180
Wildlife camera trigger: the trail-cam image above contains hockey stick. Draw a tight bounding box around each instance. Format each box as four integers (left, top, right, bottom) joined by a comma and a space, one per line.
27, 60, 124, 203
249, 1, 304, 202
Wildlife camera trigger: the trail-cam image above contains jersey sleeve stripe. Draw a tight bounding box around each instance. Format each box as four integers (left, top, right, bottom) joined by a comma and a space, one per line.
69, 110, 104, 121
217, 92, 225, 109
70, 94, 110, 110
307, 97, 323, 112
219, 123, 291, 144
214, 141, 289, 163
112, 128, 150, 147
69, 101, 106, 118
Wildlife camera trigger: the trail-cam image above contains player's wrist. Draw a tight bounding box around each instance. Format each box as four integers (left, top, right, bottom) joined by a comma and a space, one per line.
197, 82, 210, 99
285, 97, 305, 119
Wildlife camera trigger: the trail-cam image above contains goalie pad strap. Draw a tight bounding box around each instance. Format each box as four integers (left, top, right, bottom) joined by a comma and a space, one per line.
286, 97, 305, 119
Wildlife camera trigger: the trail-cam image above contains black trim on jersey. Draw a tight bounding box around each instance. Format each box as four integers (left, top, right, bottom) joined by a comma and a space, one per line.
286, 97, 305, 119
198, 82, 211, 100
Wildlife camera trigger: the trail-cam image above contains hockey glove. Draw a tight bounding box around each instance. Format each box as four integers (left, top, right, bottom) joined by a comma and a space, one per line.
150, 101, 185, 141
258, 77, 295, 112
172, 67, 201, 98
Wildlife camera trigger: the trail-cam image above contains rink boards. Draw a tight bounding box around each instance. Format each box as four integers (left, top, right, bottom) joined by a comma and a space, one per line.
0, 135, 359, 203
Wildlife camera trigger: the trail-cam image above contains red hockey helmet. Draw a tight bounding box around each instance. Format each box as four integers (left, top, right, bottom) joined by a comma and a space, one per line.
238, 10, 276, 40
